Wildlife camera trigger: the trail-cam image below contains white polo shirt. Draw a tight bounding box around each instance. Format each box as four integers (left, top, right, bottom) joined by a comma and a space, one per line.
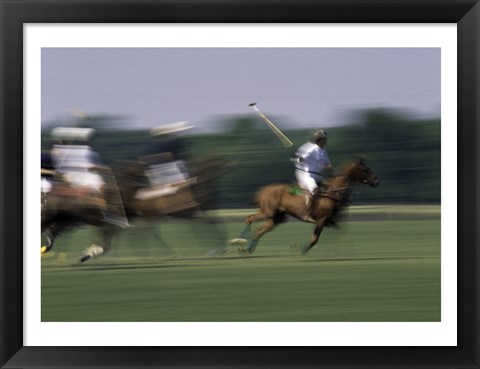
294, 142, 331, 180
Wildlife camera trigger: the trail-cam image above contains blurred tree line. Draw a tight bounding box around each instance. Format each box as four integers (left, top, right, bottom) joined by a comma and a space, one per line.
42, 108, 440, 207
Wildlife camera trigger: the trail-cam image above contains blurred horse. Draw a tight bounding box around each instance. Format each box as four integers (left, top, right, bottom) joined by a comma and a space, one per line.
113, 154, 232, 256
41, 166, 126, 262
238, 157, 380, 255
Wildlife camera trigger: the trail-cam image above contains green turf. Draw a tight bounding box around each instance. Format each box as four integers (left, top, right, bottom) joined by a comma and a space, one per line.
41, 208, 440, 322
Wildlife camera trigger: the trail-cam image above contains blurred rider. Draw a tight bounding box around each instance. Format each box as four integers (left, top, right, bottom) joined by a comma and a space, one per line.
50, 128, 103, 190
292, 129, 333, 221
142, 121, 194, 186
49, 127, 128, 228
41, 151, 55, 191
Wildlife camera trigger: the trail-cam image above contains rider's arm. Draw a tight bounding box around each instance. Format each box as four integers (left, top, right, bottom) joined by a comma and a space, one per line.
89, 164, 112, 174
324, 163, 334, 176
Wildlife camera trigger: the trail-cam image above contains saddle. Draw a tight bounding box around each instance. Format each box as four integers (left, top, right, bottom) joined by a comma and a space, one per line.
285, 184, 326, 197
45, 178, 128, 227
285, 184, 307, 196
44, 183, 105, 213
51, 183, 98, 198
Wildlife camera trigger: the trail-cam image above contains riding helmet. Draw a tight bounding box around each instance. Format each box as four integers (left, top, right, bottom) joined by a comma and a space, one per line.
313, 129, 328, 141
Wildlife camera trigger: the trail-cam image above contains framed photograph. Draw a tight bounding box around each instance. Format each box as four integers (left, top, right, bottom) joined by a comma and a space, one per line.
1, 0, 479, 368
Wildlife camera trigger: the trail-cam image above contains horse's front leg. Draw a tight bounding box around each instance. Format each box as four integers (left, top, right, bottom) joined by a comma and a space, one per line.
300, 218, 327, 255
41, 221, 64, 255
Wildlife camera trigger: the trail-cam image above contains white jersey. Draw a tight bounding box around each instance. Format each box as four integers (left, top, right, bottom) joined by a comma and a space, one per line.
50, 145, 104, 191
294, 142, 331, 178
50, 145, 100, 171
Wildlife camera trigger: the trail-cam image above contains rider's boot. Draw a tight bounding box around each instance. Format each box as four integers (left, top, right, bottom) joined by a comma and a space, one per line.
302, 192, 316, 223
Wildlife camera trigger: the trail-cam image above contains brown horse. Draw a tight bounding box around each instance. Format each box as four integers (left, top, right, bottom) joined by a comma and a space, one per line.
238, 157, 380, 255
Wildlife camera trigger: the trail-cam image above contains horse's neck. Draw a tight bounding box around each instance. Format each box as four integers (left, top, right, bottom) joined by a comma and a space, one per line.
328, 174, 351, 190
322, 174, 352, 202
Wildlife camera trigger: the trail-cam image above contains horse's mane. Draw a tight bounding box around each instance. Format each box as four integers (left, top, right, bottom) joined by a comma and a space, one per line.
329, 158, 364, 180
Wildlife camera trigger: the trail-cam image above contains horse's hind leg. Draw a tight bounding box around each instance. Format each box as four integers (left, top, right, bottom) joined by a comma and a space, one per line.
243, 212, 286, 255
245, 211, 266, 225
241, 209, 272, 243
80, 227, 115, 262
101, 227, 116, 254
243, 220, 274, 254
152, 225, 177, 258
235, 212, 265, 253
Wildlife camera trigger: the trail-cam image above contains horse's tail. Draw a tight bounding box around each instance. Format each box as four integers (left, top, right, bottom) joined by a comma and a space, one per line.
246, 185, 265, 206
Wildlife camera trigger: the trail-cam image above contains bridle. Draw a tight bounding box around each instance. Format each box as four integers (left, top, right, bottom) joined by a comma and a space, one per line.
347, 162, 376, 186
319, 163, 372, 202
319, 185, 352, 202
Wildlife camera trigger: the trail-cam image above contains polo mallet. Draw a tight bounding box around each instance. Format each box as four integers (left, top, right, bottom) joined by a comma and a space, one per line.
249, 103, 294, 148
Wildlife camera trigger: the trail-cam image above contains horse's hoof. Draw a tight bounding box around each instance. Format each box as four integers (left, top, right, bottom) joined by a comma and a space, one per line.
237, 246, 251, 256
291, 242, 309, 255
291, 242, 308, 256
81, 244, 104, 262
228, 238, 248, 246
205, 247, 226, 258
80, 255, 91, 263
325, 220, 340, 229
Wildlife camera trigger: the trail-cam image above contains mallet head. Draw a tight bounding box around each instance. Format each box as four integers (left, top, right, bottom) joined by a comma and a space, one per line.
249, 102, 257, 107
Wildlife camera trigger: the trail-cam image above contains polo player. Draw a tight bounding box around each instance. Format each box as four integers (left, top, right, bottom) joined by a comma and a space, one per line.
47, 127, 128, 228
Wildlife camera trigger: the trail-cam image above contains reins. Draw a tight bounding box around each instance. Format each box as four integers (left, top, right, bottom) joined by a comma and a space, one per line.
319, 186, 351, 202
320, 172, 354, 202
323, 186, 351, 193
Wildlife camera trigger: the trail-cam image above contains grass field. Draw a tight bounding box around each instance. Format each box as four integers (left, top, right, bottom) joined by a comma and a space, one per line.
41, 206, 440, 322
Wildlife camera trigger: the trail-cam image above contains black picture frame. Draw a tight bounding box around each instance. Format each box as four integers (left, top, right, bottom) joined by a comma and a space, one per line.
1, 1, 479, 368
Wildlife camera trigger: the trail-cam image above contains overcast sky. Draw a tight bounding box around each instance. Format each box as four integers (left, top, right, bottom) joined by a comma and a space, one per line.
41, 48, 440, 133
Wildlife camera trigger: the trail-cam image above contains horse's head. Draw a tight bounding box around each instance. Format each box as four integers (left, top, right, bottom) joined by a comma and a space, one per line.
346, 157, 381, 187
